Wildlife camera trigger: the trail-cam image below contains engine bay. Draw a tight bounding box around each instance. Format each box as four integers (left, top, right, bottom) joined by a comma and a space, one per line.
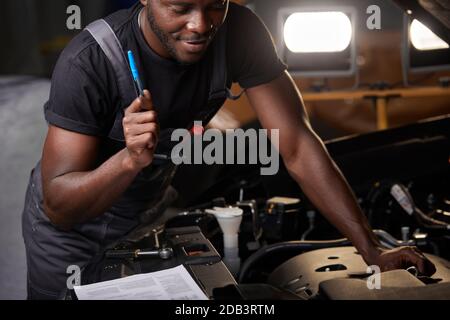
74, 115, 450, 300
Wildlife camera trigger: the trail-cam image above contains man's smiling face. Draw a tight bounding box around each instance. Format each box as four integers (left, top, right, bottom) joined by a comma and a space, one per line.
140, 0, 229, 65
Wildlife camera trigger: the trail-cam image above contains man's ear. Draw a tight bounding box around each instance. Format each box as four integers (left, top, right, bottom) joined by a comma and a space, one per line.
140, 0, 148, 6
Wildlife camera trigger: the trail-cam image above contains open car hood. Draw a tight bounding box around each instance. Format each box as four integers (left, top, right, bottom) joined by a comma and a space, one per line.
393, 0, 450, 43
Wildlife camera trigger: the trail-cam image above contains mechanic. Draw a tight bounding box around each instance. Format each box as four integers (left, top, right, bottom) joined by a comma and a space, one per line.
22, 0, 436, 299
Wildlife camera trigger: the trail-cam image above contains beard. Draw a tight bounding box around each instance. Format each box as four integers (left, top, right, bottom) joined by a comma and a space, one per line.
146, 6, 181, 63
145, 5, 216, 65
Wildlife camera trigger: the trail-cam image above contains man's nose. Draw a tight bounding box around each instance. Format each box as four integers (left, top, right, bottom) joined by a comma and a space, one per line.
186, 10, 213, 35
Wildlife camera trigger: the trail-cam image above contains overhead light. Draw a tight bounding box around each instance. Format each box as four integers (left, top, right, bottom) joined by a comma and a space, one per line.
410, 19, 449, 51
283, 11, 353, 53
277, 6, 357, 78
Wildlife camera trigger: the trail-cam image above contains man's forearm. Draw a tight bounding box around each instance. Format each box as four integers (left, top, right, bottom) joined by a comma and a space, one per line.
43, 148, 141, 230
284, 130, 382, 264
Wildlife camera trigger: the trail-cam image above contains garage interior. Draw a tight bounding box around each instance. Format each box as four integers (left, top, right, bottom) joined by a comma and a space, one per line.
0, 0, 449, 300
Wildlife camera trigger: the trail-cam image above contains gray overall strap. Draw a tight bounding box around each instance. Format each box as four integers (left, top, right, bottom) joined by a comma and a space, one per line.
209, 21, 244, 102
86, 17, 241, 129
85, 19, 136, 105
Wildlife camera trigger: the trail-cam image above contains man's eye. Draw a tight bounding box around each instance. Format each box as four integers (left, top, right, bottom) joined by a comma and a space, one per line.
172, 6, 190, 14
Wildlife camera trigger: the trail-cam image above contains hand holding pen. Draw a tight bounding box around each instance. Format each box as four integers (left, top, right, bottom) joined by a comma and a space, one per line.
122, 50, 161, 169
126, 50, 173, 162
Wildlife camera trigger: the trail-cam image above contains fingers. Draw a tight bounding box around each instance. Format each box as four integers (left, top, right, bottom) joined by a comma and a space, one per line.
140, 90, 153, 111
122, 90, 159, 164
124, 122, 160, 137
127, 132, 157, 150
380, 261, 396, 272
123, 119, 159, 150
411, 247, 436, 276
405, 247, 436, 276
125, 90, 153, 115
125, 96, 143, 115
123, 111, 159, 149
377, 246, 438, 277
410, 253, 426, 275
424, 259, 437, 276
123, 110, 158, 126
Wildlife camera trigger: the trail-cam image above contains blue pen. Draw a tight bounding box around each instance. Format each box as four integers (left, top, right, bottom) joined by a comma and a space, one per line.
127, 50, 175, 162
127, 50, 145, 97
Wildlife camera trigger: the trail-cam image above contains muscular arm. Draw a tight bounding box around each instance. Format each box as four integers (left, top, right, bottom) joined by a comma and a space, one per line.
42, 91, 158, 230
246, 71, 382, 264
41, 126, 139, 230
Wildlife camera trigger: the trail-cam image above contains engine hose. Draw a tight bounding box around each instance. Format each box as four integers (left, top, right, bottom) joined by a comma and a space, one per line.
391, 183, 450, 230
238, 238, 352, 283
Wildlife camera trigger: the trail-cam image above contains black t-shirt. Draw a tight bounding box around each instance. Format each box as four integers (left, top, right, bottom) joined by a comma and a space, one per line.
44, 2, 286, 139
